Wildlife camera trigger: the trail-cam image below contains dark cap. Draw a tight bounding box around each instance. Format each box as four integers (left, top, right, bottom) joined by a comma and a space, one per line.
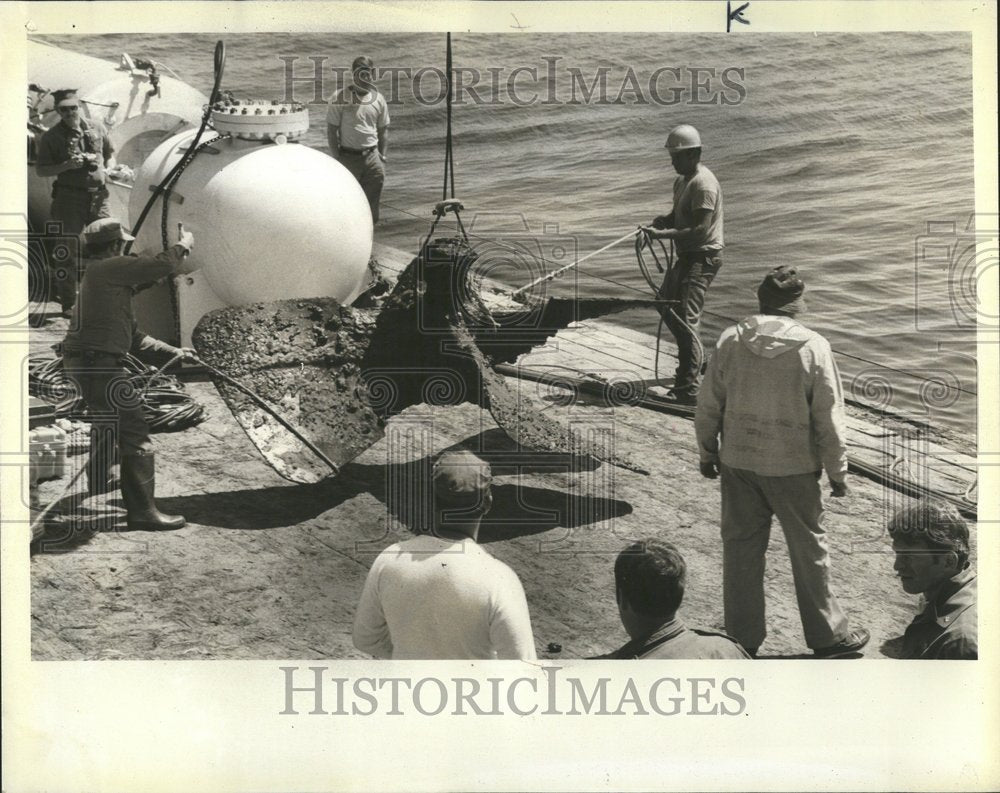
757, 266, 807, 314
52, 89, 79, 107
352, 56, 374, 73
433, 450, 492, 508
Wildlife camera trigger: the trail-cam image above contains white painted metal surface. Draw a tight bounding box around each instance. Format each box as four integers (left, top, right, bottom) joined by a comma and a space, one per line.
130, 130, 373, 307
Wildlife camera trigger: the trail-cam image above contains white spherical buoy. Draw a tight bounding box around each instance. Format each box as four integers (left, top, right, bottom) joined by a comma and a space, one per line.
129, 130, 373, 308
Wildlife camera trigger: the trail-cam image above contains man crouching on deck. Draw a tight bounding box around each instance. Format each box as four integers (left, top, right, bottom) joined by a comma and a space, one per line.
352, 451, 537, 660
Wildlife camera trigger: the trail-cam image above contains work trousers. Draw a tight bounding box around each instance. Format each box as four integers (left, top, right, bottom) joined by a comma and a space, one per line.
720, 463, 849, 651
338, 149, 385, 223
656, 250, 721, 396
48, 185, 110, 310
63, 351, 153, 465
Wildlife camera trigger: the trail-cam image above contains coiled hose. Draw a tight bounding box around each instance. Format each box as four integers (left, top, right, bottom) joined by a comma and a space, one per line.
634, 231, 705, 382
28, 354, 206, 432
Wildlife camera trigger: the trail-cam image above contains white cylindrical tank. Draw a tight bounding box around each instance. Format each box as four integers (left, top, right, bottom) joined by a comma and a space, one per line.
129, 130, 373, 306
28, 41, 208, 227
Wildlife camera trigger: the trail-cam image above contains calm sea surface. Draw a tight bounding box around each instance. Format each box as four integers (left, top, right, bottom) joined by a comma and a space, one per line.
36, 32, 978, 435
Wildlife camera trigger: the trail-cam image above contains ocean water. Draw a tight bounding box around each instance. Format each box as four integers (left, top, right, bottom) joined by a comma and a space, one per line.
34, 32, 978, 435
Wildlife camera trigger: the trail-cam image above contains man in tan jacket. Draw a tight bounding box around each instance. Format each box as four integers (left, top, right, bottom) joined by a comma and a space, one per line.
695, 266, 868, 658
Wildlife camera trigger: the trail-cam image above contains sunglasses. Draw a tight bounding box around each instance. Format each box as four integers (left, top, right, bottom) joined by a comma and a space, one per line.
57, 105, 80, 112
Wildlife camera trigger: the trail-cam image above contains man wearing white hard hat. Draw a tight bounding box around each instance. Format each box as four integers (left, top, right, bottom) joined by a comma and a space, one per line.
61, 218, 197, 531
353, 450, 537, 659
641, 124, 724, 405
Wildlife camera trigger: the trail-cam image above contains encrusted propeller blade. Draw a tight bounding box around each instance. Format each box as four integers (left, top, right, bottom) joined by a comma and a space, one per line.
451, 322, 649, 475
192, 299, 385, 484
191, 239, 656, 484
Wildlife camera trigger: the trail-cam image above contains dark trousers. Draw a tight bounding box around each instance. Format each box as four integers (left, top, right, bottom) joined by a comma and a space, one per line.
63, 352, 153, 464
338, 149, 385, 223
656, 250, 721, 395
48, 185, 110, 310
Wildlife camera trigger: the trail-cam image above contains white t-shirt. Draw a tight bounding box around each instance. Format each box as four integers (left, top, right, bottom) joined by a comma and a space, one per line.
326, 86, 390, 150
352, 534, 537, 660
672, 163, 724, 253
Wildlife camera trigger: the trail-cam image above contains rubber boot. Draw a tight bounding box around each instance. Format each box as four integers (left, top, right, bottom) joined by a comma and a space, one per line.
120, 453, 185, 530
86, 425, 118, 496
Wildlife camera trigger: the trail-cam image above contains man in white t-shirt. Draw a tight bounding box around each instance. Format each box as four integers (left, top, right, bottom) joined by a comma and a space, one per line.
352, 451, 537, 660
327, 55, 390, 222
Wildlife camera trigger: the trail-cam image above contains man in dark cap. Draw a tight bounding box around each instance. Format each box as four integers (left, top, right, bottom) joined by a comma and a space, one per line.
327, 56, 390, 222
888, 499, 976, 659
352, 450, 536, 659
61, 218, 197, 530
35, 89, 118, 316
599, 539, 751, 659
694, 266, 869, 658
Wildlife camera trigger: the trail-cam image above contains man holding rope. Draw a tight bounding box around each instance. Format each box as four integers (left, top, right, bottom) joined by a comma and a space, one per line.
61, 218, 197, 531
641, 124, 723, 405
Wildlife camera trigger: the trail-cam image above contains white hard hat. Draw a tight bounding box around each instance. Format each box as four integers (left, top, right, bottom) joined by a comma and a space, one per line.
665, 124, 702, 153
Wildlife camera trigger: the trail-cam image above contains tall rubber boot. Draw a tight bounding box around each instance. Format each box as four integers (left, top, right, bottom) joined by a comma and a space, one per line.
120, 453, 185, 530
86, 424, 118, 496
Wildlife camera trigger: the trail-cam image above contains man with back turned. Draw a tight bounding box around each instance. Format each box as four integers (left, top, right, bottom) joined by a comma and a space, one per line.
352, 451, 536, 660
695, 266, 870, 658
600, 538, 751, 660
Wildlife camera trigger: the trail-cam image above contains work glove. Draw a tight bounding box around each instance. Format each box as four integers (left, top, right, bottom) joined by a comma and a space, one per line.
177, 229, 194, 253
830, 478, 849, 498
651, 215, 671, 230
171, 347, 199, 363
700, 461, 720, 479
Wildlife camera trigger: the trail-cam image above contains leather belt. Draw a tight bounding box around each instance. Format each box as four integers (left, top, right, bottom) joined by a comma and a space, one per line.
55, 183, 106, 193
339, 145, 377, 155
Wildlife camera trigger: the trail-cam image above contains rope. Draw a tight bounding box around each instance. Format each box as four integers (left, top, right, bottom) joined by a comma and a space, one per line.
81, 99, 120, 109
510, 229, 642, 297
151, 59, 184, 82
632, 230, 707, 383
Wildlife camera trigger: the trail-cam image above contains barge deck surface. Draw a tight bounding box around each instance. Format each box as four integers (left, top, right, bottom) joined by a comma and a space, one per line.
27, 242, 977, 661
